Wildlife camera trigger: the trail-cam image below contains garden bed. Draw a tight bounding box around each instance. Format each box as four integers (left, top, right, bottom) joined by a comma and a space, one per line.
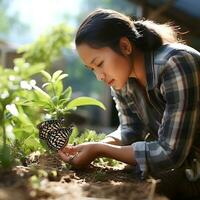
0, 152, 168, 200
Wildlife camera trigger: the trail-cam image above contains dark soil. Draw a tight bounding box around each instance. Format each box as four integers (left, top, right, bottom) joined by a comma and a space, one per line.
0, 152, 168, 200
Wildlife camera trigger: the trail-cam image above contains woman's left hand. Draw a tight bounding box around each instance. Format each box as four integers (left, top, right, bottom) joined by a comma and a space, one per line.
58, 142, 100, 167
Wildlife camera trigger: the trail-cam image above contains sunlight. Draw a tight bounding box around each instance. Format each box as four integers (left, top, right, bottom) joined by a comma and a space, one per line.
8, 0, 82, 42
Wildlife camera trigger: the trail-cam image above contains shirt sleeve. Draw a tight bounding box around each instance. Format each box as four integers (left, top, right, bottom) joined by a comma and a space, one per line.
132, 51, 200, 175
107, 88, 145, 145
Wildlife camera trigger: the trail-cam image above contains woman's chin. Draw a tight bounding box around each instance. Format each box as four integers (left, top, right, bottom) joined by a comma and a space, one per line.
111, 81, 126, 90
113, 84, 123, 91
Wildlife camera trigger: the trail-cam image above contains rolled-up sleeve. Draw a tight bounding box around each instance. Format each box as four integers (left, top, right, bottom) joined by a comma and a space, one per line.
133, 51, 200, 175
107, 88, 145, 145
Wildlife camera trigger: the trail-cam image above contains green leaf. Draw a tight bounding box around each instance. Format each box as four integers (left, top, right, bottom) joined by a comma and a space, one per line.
32, 85, 51, 101
0, 145, 14, 168
16, 106, 33, 126
13, 58, 25, 68
23, 135, 41, 150
58, 99, 68, 107
66, 97, 106, 111
52, 70, 63, 82
42, 82, 51, 88
41, 70, 51, 81
52, 96, 59, 104
31, 100, 54, 109
54, 79, 63, 97
14, 128, 29, 141
60, 86, 72, 100
24, 63, 45, 77
56, 73, 68, 82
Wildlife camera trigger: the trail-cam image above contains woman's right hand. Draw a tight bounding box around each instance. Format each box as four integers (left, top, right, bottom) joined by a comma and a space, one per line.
58, 142, 100, 167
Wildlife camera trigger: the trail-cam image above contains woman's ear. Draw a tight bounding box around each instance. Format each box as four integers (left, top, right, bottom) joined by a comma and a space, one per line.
119, 37, 133, 56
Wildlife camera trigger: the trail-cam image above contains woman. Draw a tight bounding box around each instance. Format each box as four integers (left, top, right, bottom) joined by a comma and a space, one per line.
59, 9, 200, 199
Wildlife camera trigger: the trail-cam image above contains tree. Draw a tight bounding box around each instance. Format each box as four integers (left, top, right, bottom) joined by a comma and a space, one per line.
0, 0, 29, 40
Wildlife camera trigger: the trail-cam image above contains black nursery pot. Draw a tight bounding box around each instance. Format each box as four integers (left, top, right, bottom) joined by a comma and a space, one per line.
37, 118, 74, 151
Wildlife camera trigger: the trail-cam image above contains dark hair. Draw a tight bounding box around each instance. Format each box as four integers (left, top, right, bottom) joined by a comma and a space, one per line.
75, 8, 182, 53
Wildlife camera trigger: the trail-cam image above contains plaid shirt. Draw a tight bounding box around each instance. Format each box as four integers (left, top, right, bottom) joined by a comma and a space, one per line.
109, 43, 200, 180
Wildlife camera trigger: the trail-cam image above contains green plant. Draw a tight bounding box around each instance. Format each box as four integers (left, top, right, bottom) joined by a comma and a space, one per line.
0, 22, 115, 169
0, 59, 45, 168
24, 69, 106, 152
30, 70, 106, 120
18, 24, 73, 67
69, 128, 106, 145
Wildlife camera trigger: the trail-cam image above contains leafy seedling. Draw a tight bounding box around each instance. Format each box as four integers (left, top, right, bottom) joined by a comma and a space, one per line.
31, 70, 106, 151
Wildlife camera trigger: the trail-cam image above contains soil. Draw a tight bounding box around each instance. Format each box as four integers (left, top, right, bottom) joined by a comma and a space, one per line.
0, 152, 168, 200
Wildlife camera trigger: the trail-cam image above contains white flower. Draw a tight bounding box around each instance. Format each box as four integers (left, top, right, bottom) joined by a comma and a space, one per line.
8, 75, 16, 81
20, 80, 32, 90
6, 104, 19, 116
6, 125, 15, 141
0, 91, 9, 99
44, 114, 52, 120
30, 79, 36, 86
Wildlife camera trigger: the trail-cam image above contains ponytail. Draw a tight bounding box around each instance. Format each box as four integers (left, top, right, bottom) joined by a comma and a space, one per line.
133, 20, 181, 51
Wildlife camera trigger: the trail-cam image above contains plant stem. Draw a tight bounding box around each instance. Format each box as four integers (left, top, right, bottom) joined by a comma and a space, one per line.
51, 81, 59, 119
51, 82, 57, 99
2, 121, 6, 147
1, 108, 6, 147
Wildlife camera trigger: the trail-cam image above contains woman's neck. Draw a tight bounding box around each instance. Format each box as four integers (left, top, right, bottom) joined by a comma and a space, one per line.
130, 49, 147, 88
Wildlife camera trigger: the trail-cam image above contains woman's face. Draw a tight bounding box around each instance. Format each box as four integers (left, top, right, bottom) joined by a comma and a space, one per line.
77, 43, 133, 90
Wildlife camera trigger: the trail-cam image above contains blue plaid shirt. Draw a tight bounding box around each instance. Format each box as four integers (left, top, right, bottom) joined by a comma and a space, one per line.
108, 43, 200, 180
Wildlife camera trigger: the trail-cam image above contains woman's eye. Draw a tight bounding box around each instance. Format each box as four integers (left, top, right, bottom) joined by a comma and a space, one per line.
97, 61, 103, 67
84, 65, 94, 71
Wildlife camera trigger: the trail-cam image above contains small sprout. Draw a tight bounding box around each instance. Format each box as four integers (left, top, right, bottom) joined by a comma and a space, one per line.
29, 175, 41, 189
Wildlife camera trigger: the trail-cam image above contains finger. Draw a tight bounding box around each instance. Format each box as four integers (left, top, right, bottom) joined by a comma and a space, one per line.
61, 146, 77, 154
69, 151, 87, 166
70, 144, 84, 152
58, 151, 71, 162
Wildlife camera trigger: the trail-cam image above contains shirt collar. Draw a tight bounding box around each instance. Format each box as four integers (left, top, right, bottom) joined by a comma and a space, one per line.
144, 51, 156, 91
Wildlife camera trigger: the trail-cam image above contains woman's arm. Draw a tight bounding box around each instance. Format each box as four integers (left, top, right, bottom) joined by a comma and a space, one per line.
97, 142, 136, 165
58, 142, 137, 167
100, 136, 121, 145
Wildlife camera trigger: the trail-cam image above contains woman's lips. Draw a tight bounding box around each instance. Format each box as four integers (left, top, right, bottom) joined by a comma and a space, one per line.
108, 79, 115, 86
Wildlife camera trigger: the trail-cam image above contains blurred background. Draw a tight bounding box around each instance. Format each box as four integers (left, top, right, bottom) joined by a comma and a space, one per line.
1, 0, 200, 133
